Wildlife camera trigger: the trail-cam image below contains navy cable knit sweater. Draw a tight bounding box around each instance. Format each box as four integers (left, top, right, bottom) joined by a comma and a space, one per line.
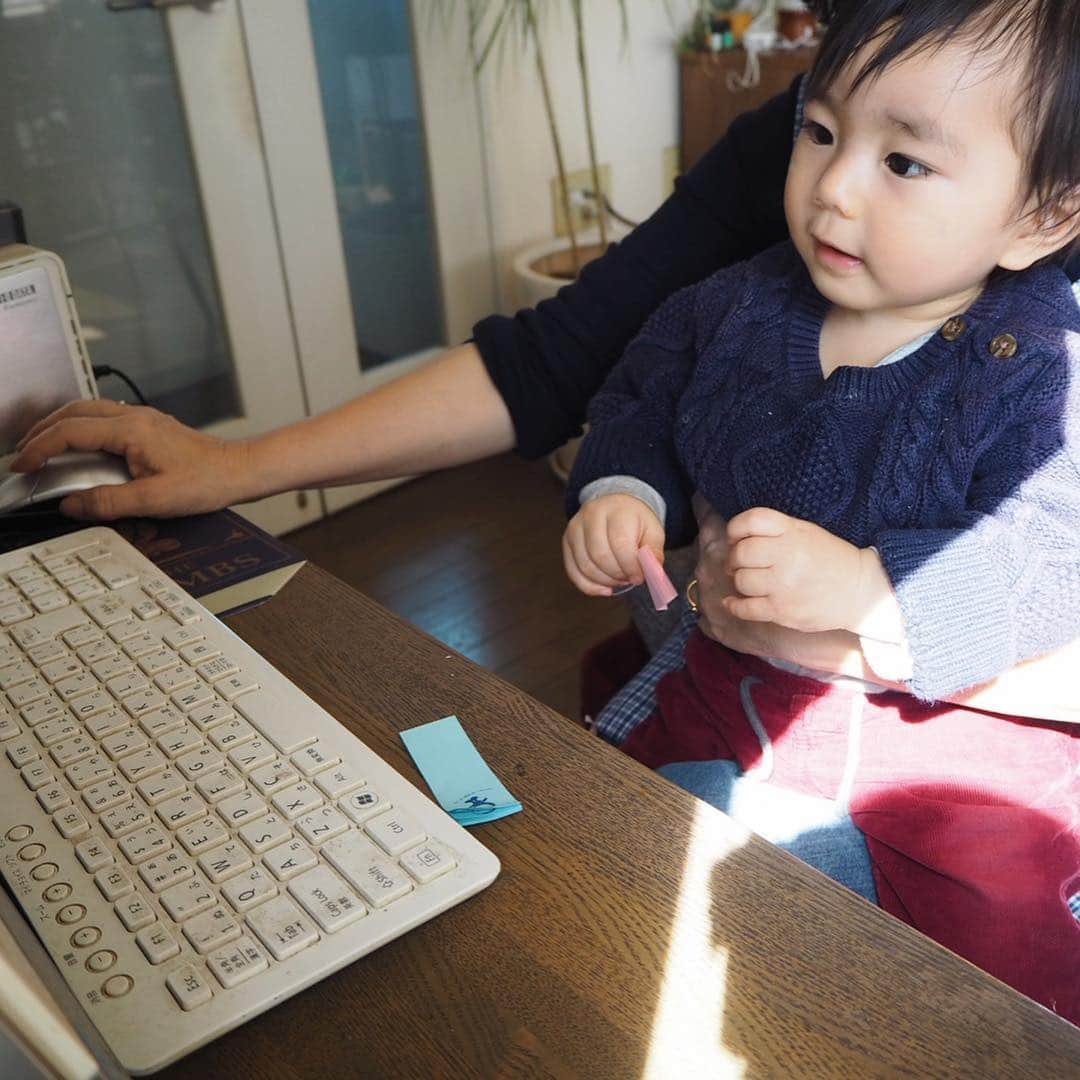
568, 242, 1080, 701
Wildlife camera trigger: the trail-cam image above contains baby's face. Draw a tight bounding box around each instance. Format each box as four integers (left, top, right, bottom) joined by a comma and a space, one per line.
785, 33, 1035, 320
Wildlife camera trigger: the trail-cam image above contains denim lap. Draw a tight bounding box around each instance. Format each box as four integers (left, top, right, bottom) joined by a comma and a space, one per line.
657, 758, 879, 904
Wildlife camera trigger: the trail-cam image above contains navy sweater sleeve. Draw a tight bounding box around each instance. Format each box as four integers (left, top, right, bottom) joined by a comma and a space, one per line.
472, 77, 800, 460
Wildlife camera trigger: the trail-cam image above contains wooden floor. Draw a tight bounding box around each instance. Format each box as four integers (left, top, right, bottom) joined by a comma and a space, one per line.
286, 454, 629, 721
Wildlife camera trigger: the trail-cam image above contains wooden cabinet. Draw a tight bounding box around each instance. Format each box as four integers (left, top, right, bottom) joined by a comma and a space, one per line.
679, 47, 817, 172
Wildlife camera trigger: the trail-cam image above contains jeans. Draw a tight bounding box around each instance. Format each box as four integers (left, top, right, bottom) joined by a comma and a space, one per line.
658, 757, 879, 903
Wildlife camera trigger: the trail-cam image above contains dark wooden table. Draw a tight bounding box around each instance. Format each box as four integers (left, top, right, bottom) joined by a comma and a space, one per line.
162, 565, 1080, 1078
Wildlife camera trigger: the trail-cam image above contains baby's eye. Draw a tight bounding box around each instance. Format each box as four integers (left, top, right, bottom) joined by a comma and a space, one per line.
885, 153, 931, 179
802, 120, 833, 146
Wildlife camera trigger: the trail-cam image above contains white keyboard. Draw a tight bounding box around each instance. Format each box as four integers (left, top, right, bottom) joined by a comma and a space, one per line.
0, 526, 500, 1074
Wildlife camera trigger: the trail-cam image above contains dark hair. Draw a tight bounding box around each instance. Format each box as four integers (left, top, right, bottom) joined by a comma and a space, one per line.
803, 0, 1080, 259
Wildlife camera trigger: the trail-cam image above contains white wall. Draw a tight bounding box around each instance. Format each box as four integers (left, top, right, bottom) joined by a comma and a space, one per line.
465, 2, 690, 313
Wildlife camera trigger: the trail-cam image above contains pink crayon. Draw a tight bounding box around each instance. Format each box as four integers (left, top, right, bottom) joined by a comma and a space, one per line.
638, 546, 678, 611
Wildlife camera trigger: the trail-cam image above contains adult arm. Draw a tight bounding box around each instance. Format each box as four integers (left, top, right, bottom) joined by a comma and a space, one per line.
12, 343, 513, 519
14, 80, 802, 519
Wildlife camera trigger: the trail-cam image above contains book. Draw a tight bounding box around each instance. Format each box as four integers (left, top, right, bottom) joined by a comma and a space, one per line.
0, 507, 305, 616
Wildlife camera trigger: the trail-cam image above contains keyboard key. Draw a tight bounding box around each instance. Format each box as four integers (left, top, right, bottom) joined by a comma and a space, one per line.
37, 783, 72, 815
182, 690, 226, 723
83, 778, 131, 818
8, 678, 50, 709
216, 790, 267, 828
139, 850, 194, 893
34, 716, 81, 747
183, 904, 241, 955
221, 866, 279, 913
20, 697, 65, 728
176, 745, 224, 780
400, 840, 458, 885
136, 768, 186, 806
118, 824, 171, 864
321, 834, 413, 908
67, 689, 117, 722
206, 935, 268, 989
227, 738, 275, 773
177, 816, 230, 857
115, 890, 156, 932
53, 672, 97, 702
339, 788, 389, 825
295, 806, 350, 846
84, 708, 128, 741
198, 840, 253, 884
270, 781, 323, 821
245, 895, 319, 961
95, 866, 134, 902
262, 838, 317, 882
118, 746, 168, 782
53, 806, 90, 839
21, 761, 54, 791
195, 655, 239, 683
291, 743, 341, 778
250, 759, 298, 795
6, 736, 39, 768
194, 766, 244, 804
167, 964, 214, 1010
288, 865, 366, 933
157, 791, 208, 830
105, 671, 149, 700
207, 718, 256, 752
236, 693, 317, 754
66, 755, 114, 790
238, 813, 292, 854
101, 728, 149, 761
160, 874, 216, 922
50, 734, 95, 768
136, 922, 180, 965
102, 802, 154, 840
313, 764, 364, 800
215, 673, 259, 702
364, 811, 427, 857
75, 836, 114, 873
123, 688, 167, 719
138, 706, 186, 740
158, 727, 204, 761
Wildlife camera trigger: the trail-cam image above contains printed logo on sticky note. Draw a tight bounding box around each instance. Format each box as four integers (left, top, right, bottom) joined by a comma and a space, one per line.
400, 715, 522, 826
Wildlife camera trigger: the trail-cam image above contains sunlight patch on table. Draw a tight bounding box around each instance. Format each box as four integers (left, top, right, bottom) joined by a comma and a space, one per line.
642, 802, 750, 1079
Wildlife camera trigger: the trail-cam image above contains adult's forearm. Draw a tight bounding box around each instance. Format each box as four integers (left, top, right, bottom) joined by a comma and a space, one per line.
765, 623, 1080, 724
239, 343, 516, 500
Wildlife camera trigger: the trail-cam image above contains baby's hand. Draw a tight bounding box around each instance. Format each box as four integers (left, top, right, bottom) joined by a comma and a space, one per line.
563, 494, 665, 596
724, 507, 870, 632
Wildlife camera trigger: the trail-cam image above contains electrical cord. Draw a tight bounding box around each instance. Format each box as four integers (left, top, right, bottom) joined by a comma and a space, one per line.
91, 365, 148, 406
582, 190, 640, 230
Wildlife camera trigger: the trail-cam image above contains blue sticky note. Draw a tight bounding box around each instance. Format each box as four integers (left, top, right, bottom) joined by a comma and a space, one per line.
400, 715, 522, 826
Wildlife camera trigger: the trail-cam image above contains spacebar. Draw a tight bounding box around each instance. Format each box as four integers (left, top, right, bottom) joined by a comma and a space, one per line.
235, 692, 318, 754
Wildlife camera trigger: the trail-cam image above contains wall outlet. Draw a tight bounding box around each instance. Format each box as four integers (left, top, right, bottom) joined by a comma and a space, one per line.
662, 145, 680, 196
551, 165, 611, 238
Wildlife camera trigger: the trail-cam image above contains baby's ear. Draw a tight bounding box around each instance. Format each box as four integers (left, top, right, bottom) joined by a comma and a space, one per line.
998, 192, 1080, 271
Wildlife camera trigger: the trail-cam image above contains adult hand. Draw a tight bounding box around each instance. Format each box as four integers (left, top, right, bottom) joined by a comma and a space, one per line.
11, 400, 246, 520
694, 507, 865, 669
724, 506, 870, 633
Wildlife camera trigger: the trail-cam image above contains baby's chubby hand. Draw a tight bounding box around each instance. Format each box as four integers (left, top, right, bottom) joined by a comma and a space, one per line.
563, 494, 665, 596
723, 506, 873, 633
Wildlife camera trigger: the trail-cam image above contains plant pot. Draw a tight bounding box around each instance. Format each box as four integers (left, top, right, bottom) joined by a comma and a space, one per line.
512, 231, 619, 308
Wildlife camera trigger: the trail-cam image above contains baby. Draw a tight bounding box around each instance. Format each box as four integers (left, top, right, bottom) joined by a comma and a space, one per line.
565, 0, 1080, 1022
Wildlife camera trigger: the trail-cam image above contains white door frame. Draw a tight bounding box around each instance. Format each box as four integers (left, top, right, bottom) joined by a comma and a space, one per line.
166, 2, 324, 535
236, 0, 497, 515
